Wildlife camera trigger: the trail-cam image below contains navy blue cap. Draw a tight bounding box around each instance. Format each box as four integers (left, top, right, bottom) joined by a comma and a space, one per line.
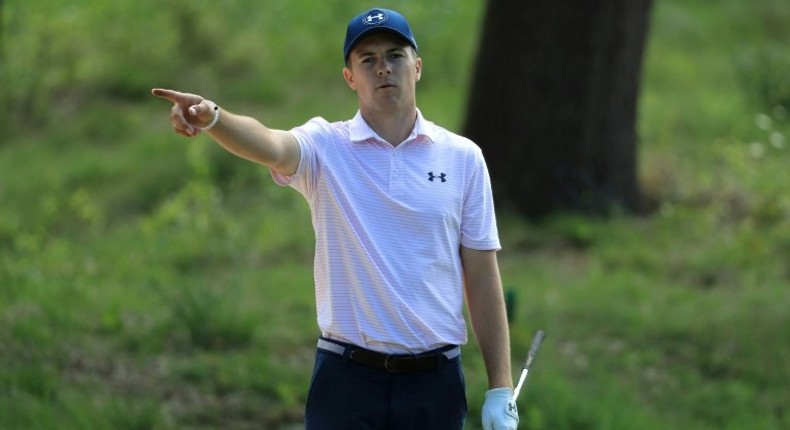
343, 8, 418, 62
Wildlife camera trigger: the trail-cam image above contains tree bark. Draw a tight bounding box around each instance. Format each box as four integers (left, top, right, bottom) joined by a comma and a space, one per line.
463, 0, 653, 218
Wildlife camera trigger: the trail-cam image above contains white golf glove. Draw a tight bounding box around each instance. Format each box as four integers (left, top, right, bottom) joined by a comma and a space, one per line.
482, 387, 519, 430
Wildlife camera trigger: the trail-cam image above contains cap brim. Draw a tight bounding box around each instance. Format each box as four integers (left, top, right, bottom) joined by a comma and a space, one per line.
344, 28, 417, 61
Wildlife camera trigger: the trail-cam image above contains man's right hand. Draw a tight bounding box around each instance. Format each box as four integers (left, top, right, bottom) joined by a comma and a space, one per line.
150, 87, 300, 174
151, 88, 217, 137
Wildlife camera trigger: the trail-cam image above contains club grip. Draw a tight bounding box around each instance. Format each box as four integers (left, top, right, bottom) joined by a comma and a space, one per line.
523, 329, 546, 369
528, 330, 546, 356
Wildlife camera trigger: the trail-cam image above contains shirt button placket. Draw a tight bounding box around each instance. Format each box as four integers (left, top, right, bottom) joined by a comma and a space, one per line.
389, 149, 402, 195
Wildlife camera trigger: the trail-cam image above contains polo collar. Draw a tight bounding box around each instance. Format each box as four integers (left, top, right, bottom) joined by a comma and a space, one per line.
349, 109, 437, 145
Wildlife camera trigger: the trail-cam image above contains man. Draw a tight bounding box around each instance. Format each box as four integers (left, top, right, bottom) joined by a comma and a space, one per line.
152, 7, 518, 430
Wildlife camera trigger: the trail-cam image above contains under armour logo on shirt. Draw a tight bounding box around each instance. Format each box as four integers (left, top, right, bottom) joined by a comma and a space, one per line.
428, 172, 447, 182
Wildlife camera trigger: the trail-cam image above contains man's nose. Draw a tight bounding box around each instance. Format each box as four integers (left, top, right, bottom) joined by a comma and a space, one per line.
377, 61, 392, 75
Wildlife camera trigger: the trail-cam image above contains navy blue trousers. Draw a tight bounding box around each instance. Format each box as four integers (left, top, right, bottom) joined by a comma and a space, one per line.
304, 348, 467, 429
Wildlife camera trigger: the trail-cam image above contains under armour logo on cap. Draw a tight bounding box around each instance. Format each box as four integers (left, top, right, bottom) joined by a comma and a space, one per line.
364, 10, 388, 25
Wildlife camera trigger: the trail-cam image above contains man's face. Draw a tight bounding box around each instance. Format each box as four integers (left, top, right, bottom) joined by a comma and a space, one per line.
343, 33, 422, 111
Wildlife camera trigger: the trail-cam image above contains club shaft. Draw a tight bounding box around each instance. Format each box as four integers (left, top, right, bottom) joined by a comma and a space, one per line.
512, 330, 546, 401
512, 368, 529, 399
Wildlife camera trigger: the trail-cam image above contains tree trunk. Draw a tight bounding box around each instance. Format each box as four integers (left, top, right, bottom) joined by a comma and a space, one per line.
463, 0, 653, 218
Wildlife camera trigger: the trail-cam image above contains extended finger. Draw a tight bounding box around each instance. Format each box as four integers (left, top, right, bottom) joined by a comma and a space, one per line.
151, 88, 199, 106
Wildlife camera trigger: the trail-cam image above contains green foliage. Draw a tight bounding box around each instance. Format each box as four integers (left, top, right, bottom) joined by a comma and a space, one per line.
736, 43, 790, 112
1, 0, 789, 429
168, 282, 257, 351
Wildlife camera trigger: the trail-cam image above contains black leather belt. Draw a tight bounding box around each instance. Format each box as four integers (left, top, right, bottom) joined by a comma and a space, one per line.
317, 338, 461, 373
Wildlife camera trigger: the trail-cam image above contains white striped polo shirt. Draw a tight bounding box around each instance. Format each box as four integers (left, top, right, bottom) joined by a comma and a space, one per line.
272, 110, 500, 354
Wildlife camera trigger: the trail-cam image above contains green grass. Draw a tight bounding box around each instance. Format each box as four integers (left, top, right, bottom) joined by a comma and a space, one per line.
1, 0, 789, 429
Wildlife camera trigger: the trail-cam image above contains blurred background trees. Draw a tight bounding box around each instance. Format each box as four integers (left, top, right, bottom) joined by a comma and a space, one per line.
0, 1, 788, 429
0, 0, 5, 58
464, 0, 653, 218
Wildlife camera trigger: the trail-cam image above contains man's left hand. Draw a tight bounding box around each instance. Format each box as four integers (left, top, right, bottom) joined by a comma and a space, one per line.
482, 387, 519, 430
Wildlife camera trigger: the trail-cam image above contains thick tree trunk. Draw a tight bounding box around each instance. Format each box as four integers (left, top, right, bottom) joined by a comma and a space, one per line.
463, 0, 653, 218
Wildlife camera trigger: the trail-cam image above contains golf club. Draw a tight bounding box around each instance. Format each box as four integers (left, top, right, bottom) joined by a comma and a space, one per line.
512, 329, 546, 401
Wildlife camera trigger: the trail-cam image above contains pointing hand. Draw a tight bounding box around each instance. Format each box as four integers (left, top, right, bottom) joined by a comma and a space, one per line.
151, 88, 218, 137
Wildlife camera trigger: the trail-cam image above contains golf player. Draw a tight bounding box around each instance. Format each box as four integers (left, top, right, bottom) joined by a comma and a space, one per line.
153, 7, 518, 430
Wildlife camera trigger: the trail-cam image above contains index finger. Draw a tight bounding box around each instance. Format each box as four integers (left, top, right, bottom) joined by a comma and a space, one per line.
151, 88, 196, 105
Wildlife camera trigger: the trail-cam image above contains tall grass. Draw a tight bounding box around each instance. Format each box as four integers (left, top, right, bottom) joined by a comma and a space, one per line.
1, 0, 789, 429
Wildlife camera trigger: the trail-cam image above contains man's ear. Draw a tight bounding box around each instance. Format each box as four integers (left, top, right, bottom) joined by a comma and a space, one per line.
343, 67, 357, 90
415, 57, 423, 82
